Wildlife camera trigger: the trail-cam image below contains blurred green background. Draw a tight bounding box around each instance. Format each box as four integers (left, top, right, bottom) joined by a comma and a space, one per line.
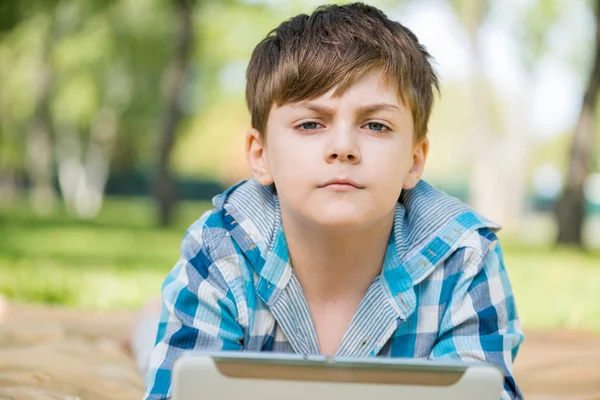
1, 0, 600, 334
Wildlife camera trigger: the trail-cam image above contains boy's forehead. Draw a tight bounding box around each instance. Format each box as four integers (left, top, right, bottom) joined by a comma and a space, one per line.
275, 69, 405, 111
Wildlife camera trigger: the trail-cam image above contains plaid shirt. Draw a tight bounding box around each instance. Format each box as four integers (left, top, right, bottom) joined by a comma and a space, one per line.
144, 179, 524, 400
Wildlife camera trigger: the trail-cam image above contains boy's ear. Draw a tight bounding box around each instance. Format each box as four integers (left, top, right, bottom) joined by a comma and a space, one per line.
245, 128, 274, 186
402, 137, 429, 190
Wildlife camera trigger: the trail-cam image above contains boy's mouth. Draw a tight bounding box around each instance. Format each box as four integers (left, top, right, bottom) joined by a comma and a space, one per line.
319, 178, 364, 190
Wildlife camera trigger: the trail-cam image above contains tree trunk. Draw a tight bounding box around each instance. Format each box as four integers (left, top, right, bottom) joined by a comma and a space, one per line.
463, 0, 506, 223
461, 0, 529, 229
555, 0, 600, 246
55, 108, 118, 219
0, 78, 15, 207
26, 14, 57, 215
154, 0, 194, 227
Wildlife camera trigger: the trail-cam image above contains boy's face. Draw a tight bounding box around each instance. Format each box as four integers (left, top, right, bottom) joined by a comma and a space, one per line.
246, 69, 429, 231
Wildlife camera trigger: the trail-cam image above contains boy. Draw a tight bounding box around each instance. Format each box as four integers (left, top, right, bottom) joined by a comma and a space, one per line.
143, 3, 523, 399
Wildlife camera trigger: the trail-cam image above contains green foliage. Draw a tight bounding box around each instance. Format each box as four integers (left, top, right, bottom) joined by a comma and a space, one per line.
448, 0, 491, 37
518, 0, 565, 69
0, 0, 61, 35
515, 0, 595, 75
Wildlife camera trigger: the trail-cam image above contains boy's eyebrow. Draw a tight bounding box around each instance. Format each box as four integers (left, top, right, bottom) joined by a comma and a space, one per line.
290, 102, 400, 115
357, 103, 400, 114
290, 103, 335, 116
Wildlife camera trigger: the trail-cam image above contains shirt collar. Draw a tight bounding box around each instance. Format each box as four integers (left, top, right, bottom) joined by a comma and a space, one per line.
215, 179, 500, 313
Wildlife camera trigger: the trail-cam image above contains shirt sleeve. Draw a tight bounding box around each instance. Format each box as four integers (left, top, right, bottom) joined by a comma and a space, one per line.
429, 236, 524, 400
143, 218, 245, 400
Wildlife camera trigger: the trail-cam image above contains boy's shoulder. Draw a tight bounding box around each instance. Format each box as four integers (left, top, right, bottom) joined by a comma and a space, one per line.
397, 179, 501, 261
177, 179, 278, 280
183, 179, 278, 259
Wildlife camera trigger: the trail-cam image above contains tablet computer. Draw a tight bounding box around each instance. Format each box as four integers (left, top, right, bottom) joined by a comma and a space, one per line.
172, 351, 504, 400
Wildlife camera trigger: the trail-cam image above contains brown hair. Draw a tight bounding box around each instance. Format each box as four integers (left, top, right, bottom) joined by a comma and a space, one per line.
245, 2, 439, 141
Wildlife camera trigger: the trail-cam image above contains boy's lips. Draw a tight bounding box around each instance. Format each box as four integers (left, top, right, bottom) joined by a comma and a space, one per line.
318, 178, 364, 190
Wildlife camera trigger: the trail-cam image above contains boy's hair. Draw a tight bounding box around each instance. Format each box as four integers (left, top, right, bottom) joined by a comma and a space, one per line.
245, 2, 439, 142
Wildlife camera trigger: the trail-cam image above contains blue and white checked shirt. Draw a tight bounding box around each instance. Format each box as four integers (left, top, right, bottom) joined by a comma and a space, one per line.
144, 179, 524, 400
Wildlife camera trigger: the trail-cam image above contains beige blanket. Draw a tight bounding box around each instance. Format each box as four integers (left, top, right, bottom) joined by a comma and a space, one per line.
0, 299, 599, 400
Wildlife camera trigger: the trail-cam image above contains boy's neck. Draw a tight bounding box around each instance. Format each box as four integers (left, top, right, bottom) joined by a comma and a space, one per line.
280, 206, 396, 304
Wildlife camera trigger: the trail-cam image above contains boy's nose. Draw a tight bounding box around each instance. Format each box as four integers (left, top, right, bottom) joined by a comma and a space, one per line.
327, 151, 359, 163
325, 128, 361, 164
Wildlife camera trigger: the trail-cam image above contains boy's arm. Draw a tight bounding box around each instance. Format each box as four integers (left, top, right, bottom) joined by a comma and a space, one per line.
429, 234, 524, 400
143, 218, 245, 400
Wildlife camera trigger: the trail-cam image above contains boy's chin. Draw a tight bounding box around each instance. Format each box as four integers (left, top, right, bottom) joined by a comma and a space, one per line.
307, 208, 373, 231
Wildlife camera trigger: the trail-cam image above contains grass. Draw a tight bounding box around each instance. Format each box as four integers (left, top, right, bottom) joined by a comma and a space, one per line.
0, 197, 212, 309
1, 197, 599, 333
500, 239, 600, 333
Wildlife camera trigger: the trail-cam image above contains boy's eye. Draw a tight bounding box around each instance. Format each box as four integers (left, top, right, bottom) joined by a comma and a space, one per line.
295, 121, 323, 131
364, 122, 389, 132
